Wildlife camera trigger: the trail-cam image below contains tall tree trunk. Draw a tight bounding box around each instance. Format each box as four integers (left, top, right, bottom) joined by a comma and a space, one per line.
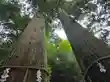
59, 10, 110, 81
0, 17, 47, 82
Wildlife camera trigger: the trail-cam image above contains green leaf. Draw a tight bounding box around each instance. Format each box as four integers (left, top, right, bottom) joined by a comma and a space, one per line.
58, 40, 72, 53
0, 2, 20, 20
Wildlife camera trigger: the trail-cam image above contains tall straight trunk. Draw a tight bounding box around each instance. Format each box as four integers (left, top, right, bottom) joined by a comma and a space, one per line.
59, 10, 110, 73
0, 17, 47, 82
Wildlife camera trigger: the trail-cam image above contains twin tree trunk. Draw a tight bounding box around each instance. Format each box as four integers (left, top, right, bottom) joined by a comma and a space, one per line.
59, 11, 110, 73
2, 9, 110, 81
1, 17, 47, 82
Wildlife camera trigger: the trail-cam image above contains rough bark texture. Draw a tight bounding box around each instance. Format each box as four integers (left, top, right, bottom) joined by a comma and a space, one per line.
59, 11, 110, 72
1, 17, 47, 82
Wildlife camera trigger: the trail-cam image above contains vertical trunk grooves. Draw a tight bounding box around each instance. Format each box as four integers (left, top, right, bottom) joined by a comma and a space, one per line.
1, 17, 47, 82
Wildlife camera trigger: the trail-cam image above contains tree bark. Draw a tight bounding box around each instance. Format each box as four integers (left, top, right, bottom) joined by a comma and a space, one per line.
59, 10, 110, 72
1, 17, 47, 82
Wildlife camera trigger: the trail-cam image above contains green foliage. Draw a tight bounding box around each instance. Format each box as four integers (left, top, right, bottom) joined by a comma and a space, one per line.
31, 0, 64, 12
44, 13, 82, 80
0, 0, 30, 63
58, 40, 72, 53
0, 0, 30, 42
11, 15, 30, 30
47, 42, 57, 57
46, 35, 82, 81
0, 0, 20, 20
